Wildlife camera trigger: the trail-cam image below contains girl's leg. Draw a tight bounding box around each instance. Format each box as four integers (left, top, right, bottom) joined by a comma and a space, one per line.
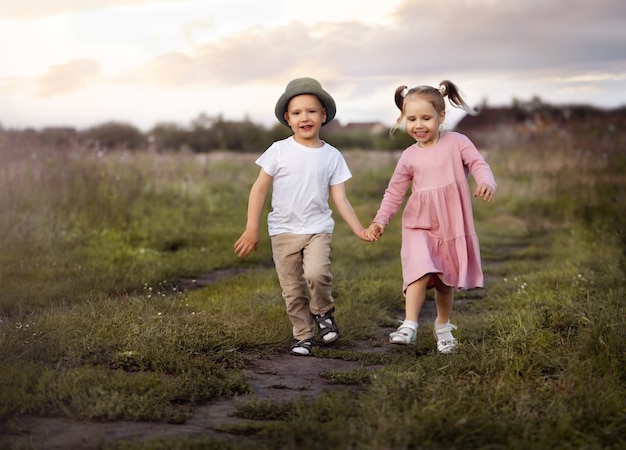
432, 275, 457, 353
433, 275, 454, 325
390, 274, 430, 345
404, 275, 430, 322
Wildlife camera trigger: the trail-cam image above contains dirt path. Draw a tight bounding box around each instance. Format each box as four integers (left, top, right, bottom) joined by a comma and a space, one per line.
4, 274, 483, 449
5, 330, 402, 449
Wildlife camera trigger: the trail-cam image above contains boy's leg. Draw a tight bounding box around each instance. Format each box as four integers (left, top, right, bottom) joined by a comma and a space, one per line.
302, 233, 333, 315
271, 233, 314, 341
302, 233, 339, 343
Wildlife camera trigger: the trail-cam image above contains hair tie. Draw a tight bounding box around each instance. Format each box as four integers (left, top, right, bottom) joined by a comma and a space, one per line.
401, 87, 408, 97
438, 85, 447, 96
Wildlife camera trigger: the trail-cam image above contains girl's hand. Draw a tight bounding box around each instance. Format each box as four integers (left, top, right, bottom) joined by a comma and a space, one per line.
368, 222, 385, 240
357, 228, 375, 242
474, 184, 495, 202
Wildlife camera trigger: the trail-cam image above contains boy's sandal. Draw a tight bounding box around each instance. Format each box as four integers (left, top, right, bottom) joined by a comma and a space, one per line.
290, 338, 314, 356
389, 322, 418, 345
433, 323, 458, 354
314, 307, 340, 344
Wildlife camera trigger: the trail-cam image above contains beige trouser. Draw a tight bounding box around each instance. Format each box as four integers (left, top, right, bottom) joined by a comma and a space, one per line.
270, 233, 334, 340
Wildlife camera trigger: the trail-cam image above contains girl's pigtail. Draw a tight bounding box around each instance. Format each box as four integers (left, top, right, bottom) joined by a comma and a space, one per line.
394, 85, 408, 111
439, 80, 478, 115
391, 85, 409, 135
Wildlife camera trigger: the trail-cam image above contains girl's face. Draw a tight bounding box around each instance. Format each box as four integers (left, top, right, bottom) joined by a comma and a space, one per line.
404, 97, 445, 147
284, 94, 327, 147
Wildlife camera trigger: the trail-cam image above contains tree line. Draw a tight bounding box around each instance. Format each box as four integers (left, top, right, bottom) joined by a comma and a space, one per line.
0, 113, 415, 152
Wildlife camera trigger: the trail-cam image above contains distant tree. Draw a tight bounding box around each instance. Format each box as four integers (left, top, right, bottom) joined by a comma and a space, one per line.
266, 123, 292, 144
81, 121, 146, 150
186, 113, 221, 152
213, 117, 269, 152
39, 127, 78, 149
185, 113, 275, 152
148, 122, 189, 152
323, 129, 374, 150
375, 129, 415, 151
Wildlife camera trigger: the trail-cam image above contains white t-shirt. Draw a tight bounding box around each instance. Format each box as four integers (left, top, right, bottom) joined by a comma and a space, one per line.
256, 136, 352, 236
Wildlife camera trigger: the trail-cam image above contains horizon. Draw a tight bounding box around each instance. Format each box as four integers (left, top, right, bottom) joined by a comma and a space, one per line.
3, 96, 622, 133
2, 1, 625, 132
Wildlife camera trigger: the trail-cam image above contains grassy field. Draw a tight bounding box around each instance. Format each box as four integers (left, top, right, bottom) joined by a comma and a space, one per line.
1, 124, 625, 449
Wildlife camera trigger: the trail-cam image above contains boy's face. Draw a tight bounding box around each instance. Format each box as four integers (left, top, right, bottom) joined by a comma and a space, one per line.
284, 94, 327, 146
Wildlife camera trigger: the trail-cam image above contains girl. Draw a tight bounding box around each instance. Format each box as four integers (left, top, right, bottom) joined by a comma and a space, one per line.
368, 80, 496, 353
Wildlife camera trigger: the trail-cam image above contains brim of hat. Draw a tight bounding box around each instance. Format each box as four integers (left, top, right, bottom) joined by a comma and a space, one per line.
274, 90, 336, 127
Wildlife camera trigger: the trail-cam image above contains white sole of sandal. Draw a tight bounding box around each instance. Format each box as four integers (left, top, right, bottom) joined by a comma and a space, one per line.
433, 323, 458, 353
314, 308, 340, 345
290, 338, 313, 356
389, 326, 417, 345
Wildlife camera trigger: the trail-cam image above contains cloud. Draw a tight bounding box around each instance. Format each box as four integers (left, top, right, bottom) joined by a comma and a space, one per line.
116, 22, 337, 87
36, 58, 101, 97
3, 0, 625, 130
1, 0, 195, 20
110, 0, 626, 92
387, 0, 626, 75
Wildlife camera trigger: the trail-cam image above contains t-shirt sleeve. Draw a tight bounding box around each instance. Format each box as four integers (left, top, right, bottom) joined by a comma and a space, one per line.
255, 143, 278, 176
328, 149, 352, 186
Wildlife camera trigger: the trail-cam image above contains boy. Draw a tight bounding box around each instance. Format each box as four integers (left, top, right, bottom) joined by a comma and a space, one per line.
234, 77, 371, 356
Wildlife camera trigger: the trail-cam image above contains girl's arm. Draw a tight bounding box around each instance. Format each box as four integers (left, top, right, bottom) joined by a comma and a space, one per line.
234, 169, 273, 257
372, 154, 412, 226
459, 135, 496, 202
329, 182, 372, 241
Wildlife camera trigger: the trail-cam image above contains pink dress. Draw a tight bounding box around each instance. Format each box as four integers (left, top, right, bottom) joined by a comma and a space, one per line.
373, 132, 496, 292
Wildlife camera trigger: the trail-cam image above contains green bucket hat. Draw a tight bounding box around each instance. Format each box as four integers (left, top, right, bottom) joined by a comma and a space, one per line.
274, 77, 337, 127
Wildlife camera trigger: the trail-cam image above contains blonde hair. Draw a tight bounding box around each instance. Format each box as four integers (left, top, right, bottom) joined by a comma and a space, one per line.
392, 80, 476, 133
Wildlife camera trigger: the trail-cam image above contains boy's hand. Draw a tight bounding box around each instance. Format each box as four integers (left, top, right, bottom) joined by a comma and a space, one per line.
234, 230, 259, 258
357, 228, 376, 242
473, 184, 495, 202
367, 222, 385, 240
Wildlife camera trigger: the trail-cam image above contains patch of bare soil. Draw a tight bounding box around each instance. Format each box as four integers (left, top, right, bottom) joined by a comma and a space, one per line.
2, 267, 487, 450
3, 329, 401, 450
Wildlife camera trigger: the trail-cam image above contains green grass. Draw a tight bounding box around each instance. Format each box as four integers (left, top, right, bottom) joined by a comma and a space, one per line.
1, 129, 625, 449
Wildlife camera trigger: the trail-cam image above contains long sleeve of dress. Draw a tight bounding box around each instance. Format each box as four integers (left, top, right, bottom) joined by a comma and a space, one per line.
373, 149, 413, 226
459, 134, 497, 190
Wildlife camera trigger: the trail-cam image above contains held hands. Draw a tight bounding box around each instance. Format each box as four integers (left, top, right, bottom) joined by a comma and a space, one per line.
356, 227, 378, 242
473, 184, 495, 202
233, 229, 259, 258
366, 222, 385, 241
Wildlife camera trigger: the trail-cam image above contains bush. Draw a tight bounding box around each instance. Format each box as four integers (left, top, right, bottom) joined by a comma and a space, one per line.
81, 121, 146, 150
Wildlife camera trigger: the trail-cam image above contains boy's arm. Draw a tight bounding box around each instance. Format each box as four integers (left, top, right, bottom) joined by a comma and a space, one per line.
234, 169, 272, 257
329, 182, 372, 241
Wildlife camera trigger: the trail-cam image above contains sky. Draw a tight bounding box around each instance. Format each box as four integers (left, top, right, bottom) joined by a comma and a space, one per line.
1, 0, 625, 131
